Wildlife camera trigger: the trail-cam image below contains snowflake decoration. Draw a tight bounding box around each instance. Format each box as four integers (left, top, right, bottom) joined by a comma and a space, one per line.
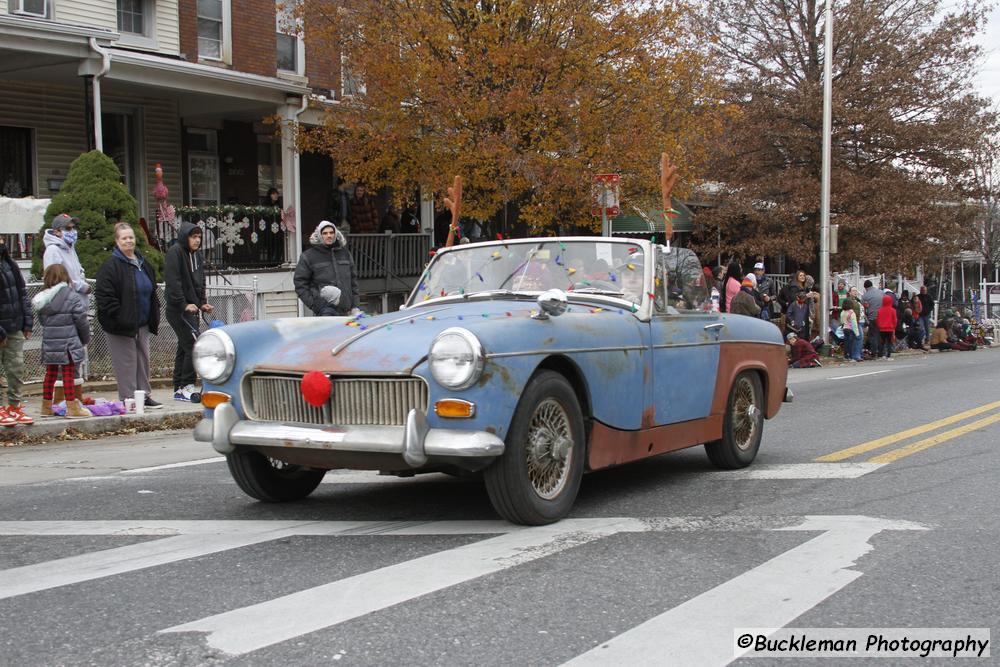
251, 232, 259, 243
271, 222, 280, 234
259, 219, 266, 231
214, 213, 249, 254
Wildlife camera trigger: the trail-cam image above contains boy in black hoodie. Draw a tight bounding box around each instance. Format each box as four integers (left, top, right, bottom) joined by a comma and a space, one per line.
164, 222, 213, 401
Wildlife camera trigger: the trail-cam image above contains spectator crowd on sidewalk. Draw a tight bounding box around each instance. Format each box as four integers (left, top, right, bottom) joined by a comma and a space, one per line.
706, 260, 990, 369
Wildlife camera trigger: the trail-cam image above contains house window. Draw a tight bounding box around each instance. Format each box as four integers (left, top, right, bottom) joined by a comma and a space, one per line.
276, 0, 303, 74
117, 0, 144, 34
341, 54, 365, 98
187, 129, 220, 206
9, 0, 49, 18
198, 0, 229, 62
257, 137, 282, 198
0, 126, 34, 198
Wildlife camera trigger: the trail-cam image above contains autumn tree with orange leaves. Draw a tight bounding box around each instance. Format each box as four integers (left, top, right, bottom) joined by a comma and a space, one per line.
692, 0, 994, 272
298, 0, 723, 235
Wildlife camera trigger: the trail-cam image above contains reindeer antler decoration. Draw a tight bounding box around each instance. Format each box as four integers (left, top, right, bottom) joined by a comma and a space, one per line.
660, 152, 679, 239
443, 175, 463, 248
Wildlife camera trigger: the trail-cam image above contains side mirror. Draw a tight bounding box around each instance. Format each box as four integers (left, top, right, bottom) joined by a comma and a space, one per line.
533, 289, 568, 319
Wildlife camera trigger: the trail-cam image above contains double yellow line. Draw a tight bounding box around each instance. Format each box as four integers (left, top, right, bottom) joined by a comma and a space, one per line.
817, 399, 1000, 464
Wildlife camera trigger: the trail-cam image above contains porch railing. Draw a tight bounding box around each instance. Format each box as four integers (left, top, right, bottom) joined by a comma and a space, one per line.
160, 205, 288, 270
349, 232, 431, 290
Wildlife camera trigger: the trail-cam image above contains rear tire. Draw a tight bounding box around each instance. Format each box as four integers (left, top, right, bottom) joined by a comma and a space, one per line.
227, 448, 325, 502
485, 371, 585, 525
705, 371, 764, 469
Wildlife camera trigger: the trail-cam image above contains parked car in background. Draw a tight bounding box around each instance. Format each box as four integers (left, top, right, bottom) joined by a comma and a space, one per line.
193, 237, 791, 524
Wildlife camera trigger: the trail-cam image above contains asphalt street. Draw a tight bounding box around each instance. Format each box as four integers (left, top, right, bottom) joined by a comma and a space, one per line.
1, 349, 997, 666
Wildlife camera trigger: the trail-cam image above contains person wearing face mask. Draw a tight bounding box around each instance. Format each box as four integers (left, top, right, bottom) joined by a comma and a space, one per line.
165, 222, 213, 402
0, 235, 34, 426
95, 223, 161, 409
42, 213, 91, 404
42, 214, 90, 296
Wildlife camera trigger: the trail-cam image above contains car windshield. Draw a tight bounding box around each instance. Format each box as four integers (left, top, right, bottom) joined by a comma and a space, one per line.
411, 240, 646, 305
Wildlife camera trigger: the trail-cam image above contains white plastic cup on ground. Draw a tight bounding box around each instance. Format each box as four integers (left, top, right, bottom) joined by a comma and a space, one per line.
135, 390, 146, 416
124, 398, 135, 413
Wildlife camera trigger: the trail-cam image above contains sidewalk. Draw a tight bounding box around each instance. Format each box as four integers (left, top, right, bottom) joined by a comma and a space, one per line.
2, 386, 202, 443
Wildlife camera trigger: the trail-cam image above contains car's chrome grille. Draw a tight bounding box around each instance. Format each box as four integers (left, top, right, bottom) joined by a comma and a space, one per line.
244, 374, 428, 426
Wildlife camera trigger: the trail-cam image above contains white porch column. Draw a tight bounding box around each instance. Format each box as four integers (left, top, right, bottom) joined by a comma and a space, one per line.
281, 99, 303, 265
419, 185, 435, 234
78, 57, 106, 151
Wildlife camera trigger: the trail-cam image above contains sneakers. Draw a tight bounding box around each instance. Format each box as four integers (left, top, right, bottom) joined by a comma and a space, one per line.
173, 384, 198, 402
5, 405, 34, 425
145, 397, 164, 410
0, 407, 16, 427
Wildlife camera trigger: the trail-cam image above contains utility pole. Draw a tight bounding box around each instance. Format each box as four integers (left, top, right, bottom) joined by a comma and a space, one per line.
819, 0, 834, 348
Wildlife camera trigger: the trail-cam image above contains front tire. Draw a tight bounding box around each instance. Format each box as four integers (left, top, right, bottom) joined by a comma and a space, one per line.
704, 371, 764, 469
485, 371, 585, 525
227, 448, 326, 502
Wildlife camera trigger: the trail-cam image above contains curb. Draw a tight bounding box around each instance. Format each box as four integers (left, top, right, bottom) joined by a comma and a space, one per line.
4, 406, 203, 442
18, 378, 175, 398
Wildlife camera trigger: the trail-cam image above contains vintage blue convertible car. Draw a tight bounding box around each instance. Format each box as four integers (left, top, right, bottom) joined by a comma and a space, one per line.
193, 237, 790, 524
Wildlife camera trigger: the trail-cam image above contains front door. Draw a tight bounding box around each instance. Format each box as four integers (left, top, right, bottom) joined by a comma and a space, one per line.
650, 245, 722, 425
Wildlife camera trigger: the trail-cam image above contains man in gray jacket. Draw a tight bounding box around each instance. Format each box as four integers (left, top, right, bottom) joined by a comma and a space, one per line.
861, 279, 884, 354
294, 221, 360, 316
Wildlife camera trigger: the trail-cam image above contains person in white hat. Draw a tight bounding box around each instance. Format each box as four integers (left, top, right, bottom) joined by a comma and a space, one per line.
752, 262, 773, 320
294, 221, 360, 316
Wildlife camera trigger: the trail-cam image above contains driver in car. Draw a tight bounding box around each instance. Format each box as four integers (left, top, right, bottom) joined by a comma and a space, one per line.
513, 260, 557, 292
620, 255, 645, 304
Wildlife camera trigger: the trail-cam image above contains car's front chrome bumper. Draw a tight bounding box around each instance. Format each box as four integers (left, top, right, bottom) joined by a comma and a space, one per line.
194, 402, 505, 468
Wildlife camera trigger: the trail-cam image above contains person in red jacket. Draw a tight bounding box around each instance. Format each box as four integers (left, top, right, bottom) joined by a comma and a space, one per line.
786, 332, 822, 368
875, 293, 898, 359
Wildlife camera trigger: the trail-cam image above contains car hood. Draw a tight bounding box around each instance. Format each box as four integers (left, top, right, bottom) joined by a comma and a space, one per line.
218, 297, 640, 376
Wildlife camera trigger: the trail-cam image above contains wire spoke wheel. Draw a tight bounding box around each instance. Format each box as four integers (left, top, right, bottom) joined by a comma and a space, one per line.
705, 371, 764, 469
730, 377, 760, 451
485, 371, 585, 525
524, 398, 574, 500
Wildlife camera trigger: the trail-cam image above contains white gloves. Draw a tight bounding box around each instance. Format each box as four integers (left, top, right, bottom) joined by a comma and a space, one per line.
320, 285, 342, 305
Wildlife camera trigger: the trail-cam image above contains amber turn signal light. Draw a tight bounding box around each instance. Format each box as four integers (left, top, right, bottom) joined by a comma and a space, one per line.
200, 392, 231, 409
435, 399, 475, 418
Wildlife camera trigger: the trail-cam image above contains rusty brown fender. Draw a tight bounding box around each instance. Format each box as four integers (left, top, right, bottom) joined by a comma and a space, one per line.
713, 342, 788, 420
586, 341, 786, 471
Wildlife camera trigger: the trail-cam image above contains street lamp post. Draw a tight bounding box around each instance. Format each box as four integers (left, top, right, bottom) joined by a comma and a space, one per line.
819, 0, 834, 349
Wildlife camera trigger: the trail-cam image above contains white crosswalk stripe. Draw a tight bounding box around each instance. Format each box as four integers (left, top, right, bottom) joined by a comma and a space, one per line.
54, 459, 889, 484
562, 516, 926, 666
160, 517, 638, 655
0, 515, 928, 663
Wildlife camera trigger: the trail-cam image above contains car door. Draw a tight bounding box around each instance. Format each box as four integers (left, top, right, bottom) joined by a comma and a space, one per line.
650, 246, 722, 425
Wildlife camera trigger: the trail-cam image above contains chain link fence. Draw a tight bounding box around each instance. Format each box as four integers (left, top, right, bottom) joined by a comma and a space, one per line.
11, 280, 257, 384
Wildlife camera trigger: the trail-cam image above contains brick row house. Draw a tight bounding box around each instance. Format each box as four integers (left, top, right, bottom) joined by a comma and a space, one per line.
0, 0, 430, 314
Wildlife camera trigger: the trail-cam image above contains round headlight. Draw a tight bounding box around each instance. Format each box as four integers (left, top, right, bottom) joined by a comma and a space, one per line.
429, 327, 484, 389
193, 329, 236, 384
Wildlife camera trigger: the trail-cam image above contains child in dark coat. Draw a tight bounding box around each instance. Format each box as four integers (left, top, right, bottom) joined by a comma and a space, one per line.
32, 264, 92, 418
